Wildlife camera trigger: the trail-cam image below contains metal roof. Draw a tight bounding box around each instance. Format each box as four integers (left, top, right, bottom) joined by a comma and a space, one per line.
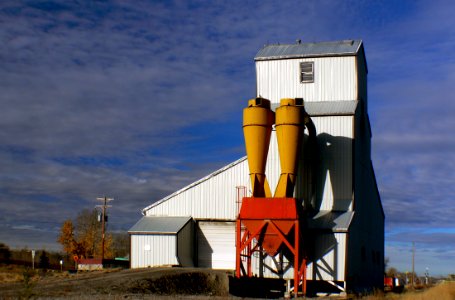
271, 100, 358, 116
128, 216, 192, 234
305, 100, 358, 116
307, 211, 354, 232
142, 156, 247, 214
255, 40, 363, 61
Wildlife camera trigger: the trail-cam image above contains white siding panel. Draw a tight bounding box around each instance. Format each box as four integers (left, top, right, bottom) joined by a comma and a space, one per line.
197, 221, 236, 269
250, 233, 347, 281
130, 234, 178, 268
251, 252, 294, 279
256, 56, 357, 104
265, 131, 281, 194
312, 116, 353, 211
146, 160, 250, 219
306, 233, 347, 281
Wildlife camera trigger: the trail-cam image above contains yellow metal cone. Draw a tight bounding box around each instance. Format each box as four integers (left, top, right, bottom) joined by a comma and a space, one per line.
243, 98, 275, 197
274, 98, 304, 198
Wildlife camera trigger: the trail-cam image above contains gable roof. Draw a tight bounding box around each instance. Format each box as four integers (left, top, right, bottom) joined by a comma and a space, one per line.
128, 216, 192, 234
255, 40, 363, 61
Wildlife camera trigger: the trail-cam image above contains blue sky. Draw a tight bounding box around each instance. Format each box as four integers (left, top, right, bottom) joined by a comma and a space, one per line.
0, 0, 454, 276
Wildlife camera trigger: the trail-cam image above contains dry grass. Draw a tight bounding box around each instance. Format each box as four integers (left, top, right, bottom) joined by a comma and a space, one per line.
361, 282, 455, 300
0, 265, 34, 283
0, 271, 23, 283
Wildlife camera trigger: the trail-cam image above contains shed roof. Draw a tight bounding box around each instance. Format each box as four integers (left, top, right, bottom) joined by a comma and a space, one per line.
271, 100, 358, 116
307, 210, 354, 232
255, 40, 363, 61
128, 216, 192, 234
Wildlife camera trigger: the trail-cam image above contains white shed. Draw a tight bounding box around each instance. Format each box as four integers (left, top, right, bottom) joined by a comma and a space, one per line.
129, 216, 194, 268
130, 39, 384, 294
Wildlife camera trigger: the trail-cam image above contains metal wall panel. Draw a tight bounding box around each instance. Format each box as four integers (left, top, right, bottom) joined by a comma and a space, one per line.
312, 116, 353, 211
177, 221, 194, 267
306, 233, 347, 281
197, 221, 236, 269
130, 234, 177, 268
145, 160, 250, 220
256, 56, 357, 105
250, 232, 347, 281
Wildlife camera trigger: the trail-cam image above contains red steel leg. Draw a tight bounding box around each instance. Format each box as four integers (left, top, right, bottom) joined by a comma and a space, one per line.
236, 219, 241, 278
294, 220, 299, 298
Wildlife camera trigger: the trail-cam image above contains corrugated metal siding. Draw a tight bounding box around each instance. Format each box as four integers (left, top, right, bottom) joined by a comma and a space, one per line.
197, 221, 236, 269
306, 233, 347, 281
130, 234, 178, 268
305, 100, 358, 116
271, 100, 358, 116
264, 131, 281, 194
312, 116, 353, 211
145, 160, 250, 219
250, 232, 347, 281
256, 56, 357, 104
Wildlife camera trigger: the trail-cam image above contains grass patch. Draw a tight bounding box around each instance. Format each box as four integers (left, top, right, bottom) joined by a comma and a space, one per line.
361, 282, 455, 300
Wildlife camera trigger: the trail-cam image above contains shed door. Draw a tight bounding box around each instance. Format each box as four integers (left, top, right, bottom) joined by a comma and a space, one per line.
197, 221, 235, 269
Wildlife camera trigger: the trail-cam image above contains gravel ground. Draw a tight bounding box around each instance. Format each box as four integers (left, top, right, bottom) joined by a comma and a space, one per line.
0, 267, 236, 299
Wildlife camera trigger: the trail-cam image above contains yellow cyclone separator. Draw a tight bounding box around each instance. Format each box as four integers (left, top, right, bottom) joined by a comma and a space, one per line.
243, 98, 275, 197
274, 98, 305, 198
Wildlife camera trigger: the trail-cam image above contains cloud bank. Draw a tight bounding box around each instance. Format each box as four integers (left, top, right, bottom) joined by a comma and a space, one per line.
0, 0, 453, 275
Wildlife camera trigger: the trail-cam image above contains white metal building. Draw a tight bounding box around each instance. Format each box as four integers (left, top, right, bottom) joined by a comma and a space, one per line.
129, 40, 384, 293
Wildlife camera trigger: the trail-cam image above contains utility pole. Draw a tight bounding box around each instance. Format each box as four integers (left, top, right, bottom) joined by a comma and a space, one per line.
411, 242, 415, 287
96, 196, 113, 260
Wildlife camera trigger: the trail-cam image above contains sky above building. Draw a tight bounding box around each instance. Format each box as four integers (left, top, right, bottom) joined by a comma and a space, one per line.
0, 0, 453, 276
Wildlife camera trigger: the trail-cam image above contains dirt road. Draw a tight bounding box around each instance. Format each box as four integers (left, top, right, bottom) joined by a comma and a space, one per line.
0, 267, 233, 299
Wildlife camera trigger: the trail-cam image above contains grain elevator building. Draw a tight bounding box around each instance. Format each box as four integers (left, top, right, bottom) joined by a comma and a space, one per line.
129, 39, 384, 293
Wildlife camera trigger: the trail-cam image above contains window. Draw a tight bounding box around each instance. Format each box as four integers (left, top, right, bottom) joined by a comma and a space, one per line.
300, 62, 314, 83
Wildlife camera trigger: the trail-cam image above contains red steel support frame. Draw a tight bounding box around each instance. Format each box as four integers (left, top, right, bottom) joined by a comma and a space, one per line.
236, 198, 307, 297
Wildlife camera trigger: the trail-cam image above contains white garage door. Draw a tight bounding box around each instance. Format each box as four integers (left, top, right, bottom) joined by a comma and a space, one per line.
197, 221, 236, 269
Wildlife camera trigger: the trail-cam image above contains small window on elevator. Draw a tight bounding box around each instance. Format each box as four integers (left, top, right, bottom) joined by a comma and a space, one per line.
300, 62, 314, 83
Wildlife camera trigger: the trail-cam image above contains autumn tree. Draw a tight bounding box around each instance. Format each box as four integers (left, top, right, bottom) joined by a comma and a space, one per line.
57, 219, 76, 257
75, 209, 101, 258
57, 209, 114, 259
